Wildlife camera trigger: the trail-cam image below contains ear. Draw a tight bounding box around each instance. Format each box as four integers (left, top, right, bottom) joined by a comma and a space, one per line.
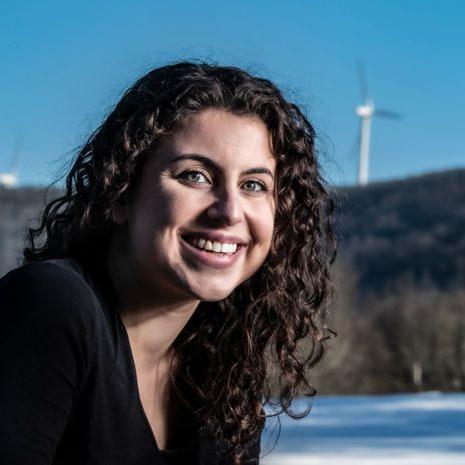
111, 195, 130, 225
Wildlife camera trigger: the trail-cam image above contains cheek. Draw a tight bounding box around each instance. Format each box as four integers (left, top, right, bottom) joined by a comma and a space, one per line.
129, 189, 174, 251
133, 187, 200, 251
258, 218, 274, 245
245, 205, 275, 266
255, 202, 275, 246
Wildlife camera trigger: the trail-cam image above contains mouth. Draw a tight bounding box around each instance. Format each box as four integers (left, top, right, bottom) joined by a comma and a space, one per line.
180, 234, 247, 269
181, 234, 245, 256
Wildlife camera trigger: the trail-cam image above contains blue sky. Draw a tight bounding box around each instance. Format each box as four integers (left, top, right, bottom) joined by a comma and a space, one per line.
1, 0, 464, 186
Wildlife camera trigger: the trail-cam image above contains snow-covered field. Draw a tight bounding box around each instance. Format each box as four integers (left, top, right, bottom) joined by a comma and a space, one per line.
261, 392, 465, 465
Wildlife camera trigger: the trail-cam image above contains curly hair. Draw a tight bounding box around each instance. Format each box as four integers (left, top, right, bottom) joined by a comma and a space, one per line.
24, 61, 336, 464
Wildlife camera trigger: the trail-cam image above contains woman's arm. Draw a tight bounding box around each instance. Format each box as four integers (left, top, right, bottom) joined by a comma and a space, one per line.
0, 262, 95, 465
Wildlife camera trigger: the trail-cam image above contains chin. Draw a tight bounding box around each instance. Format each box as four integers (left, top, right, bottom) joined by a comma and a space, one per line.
197, 289, 235, 302
188, 282, 237, 302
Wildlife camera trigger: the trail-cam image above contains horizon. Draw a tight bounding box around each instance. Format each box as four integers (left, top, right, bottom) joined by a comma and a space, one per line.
2, 165, 463, 191
1, 0, 464, 187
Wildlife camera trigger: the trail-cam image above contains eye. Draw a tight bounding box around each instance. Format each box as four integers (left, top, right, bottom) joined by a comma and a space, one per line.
178, 170, 210, 185
242, 180, 268, 193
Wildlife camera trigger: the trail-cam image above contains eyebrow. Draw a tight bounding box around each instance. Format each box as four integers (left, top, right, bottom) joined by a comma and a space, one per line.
170, 154, 275, 179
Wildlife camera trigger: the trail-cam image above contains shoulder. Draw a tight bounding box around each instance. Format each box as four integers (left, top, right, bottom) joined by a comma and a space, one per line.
1, 258, 91, 292
0, 260, 103, 440
0, 258, 102, 330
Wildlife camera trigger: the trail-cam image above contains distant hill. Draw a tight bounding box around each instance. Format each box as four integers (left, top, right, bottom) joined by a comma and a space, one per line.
334, 168, 465, 295
1, 168, 465, 292
0, 186, 59, 276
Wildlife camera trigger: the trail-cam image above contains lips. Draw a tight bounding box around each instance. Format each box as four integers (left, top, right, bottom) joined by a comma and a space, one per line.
180, 235, 247, 270
180, 231, 248, 246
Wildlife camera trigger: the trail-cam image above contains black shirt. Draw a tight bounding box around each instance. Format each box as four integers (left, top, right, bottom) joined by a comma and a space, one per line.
0, 259, 261, 464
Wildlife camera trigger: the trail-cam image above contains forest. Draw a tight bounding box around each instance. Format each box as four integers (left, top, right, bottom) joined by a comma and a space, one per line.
315, 168, 465, 393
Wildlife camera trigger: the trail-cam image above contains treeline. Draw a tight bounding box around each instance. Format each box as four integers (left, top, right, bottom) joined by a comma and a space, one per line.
333, 168, 465, 294
310, 261, 465, 394
276, 168, 465, 394
0, 186, 59, 275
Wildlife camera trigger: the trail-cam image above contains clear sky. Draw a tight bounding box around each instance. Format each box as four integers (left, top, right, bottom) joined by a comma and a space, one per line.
1, 0, 464, 186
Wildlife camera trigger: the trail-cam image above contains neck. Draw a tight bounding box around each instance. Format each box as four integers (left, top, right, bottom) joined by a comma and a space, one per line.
106, 229, 200, 366
119, 299, 198, 367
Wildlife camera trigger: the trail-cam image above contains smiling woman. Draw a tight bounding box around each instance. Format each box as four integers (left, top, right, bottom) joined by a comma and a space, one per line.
0, 62, 336, 465
109, 110, 277, 303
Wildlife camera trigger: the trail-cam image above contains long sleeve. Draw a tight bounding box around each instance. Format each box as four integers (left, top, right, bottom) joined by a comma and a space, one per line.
0, 262, 96, 465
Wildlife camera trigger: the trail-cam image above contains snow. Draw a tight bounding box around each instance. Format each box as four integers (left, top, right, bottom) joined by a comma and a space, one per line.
263, 452, 465, 465
260, 392, 465, 465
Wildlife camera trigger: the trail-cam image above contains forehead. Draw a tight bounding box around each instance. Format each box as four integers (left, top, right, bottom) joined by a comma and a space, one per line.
154, 109, 276, 171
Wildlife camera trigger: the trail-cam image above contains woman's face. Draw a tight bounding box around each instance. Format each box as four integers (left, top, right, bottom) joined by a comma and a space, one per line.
114, 108, 276, 303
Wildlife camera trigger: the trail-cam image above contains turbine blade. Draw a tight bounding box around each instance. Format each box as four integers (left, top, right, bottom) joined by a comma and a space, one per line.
375, 109, 402, 120
357, 61, 369, 102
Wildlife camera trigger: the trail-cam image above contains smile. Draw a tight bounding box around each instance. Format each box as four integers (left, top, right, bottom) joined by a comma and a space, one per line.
180, 235, 246, 269
184, 236, 239, 254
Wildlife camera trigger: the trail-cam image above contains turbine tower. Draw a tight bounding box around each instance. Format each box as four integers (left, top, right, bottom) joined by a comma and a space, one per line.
355, 64, 400, 186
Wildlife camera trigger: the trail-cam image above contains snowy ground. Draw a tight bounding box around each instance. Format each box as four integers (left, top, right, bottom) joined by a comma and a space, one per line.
263, 452, 465, 465
260, 392, 465, 465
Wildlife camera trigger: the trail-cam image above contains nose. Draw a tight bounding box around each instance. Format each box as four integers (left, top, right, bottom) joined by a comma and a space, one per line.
205, 184, 243, 226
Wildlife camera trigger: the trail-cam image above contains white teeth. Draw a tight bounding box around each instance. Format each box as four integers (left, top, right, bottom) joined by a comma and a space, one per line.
186, 236, 239, 254
220, 243, 238, 253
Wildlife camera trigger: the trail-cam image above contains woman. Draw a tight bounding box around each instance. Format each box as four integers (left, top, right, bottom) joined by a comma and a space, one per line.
0, 62, 336, 465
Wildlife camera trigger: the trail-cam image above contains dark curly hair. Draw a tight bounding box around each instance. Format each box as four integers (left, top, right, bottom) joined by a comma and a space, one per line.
24, 61, 336, 464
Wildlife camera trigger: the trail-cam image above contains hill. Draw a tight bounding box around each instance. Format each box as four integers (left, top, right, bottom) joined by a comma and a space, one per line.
0, 186, 59, 276
334, 168, 465, 295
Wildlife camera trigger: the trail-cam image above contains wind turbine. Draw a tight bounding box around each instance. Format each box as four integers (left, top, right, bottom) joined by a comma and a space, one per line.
355, 64, 401, 186
0, 137, 21, 188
